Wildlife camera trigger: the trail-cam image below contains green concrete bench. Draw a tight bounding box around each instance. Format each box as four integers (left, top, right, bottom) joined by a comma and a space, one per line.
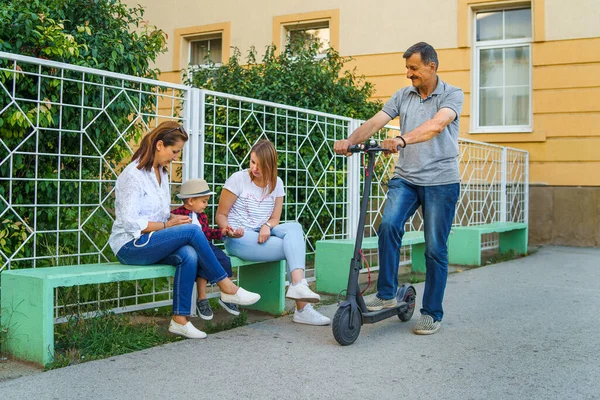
0, 257, 285, 366
315, 231, 426, 295
448, 222, 528, 266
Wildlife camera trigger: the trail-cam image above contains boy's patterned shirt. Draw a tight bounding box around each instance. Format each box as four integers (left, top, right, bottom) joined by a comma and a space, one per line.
171, 205, 222, 241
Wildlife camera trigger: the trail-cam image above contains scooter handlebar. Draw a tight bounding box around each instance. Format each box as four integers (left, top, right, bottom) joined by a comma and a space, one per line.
347, 144, 365, 153
346, 142, 391, 154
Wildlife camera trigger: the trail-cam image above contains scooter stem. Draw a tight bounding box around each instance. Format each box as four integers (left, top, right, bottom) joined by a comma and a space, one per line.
345, 148, 378, 302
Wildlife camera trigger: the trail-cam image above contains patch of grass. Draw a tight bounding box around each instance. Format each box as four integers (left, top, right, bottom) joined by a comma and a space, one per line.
48, 312, 180, 370
483, 250, 523, 265
0, 321, 8, 360
137, 305, 174, 318
203, 311, 248, 334
409, 273, 426, 284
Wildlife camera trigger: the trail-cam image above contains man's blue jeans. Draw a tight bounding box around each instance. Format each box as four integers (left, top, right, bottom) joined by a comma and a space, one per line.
116, 224, 228, 316
377, 178, 459, 322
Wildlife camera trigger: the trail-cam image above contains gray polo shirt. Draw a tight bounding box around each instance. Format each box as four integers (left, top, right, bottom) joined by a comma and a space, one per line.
382, 78, 464, 186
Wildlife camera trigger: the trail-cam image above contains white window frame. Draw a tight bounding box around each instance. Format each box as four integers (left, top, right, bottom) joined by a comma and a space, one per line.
188, 33, 223, 69
471, 7, 533, 134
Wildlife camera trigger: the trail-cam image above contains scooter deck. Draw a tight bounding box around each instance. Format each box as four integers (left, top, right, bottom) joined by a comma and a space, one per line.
362, 301, 411, 324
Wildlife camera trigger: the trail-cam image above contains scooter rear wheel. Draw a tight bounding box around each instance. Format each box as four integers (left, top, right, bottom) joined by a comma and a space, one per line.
332, 306, 361, 346
398, 286, 416, 322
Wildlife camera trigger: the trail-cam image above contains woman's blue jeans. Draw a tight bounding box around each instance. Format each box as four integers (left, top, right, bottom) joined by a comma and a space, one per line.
116, 224, 228, 316
224, 222, 305, 282
377, 178, 460, 322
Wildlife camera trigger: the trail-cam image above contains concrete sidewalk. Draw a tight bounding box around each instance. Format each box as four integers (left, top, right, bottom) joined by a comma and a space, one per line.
1, 246, 599, 399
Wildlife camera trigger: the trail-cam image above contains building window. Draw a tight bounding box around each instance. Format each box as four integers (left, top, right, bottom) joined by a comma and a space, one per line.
189, 35, 223, 66
473, 7, 532, 132
285, 21, 330, 56
273, 10, 339, 57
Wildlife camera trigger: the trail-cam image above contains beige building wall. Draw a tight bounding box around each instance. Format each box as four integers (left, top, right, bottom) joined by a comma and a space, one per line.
545, 0, 600, 40
130, 0, 600, 246
128, 0, 462, 73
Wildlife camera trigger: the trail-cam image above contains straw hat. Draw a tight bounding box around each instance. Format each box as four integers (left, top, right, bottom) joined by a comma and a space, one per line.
176, 179, 216, 199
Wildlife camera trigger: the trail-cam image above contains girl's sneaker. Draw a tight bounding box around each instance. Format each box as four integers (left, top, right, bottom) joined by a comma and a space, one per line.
285, 279, 320, 303
292, 304, 331, 326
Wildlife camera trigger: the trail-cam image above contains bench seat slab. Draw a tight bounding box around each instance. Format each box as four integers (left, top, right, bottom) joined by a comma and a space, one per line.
448, 223, 528, 266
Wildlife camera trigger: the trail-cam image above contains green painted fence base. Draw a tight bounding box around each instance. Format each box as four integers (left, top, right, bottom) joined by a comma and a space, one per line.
315, 231, 426, 295
448, 222, 528, 266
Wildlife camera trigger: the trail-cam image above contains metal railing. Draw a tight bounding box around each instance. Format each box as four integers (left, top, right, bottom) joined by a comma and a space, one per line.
0, 52, 192, 319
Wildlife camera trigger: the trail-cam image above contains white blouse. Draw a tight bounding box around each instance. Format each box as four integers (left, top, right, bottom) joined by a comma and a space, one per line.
108, 160, 171, 255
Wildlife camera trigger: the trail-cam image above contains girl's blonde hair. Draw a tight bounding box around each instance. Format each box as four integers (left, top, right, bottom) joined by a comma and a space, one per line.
249, 139, 278, 194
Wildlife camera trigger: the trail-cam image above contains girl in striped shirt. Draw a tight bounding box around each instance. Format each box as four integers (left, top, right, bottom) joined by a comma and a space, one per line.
216, 140, 330, 326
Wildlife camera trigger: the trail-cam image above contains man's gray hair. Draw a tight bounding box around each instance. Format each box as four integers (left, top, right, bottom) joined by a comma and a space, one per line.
403, 42, 439, 70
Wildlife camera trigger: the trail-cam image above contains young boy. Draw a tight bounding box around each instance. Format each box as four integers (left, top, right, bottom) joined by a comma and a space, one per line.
172, 179, 244, 320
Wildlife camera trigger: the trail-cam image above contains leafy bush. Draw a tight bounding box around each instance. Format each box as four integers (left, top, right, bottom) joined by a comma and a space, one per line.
0, 0, 167, 270
0, 0, 169, 311
186, 39, 381, 119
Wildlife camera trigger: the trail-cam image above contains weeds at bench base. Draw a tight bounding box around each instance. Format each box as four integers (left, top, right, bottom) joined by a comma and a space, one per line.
48, 312, 181, 370
204, 311, 248, 334
47, 308, 250, 370
0, 321, 8, 362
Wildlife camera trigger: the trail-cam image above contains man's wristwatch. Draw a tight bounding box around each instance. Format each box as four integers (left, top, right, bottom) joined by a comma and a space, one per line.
264, 222, 273, 229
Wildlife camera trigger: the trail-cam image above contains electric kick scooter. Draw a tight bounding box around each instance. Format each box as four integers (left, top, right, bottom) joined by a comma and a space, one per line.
332, 139, 417, 346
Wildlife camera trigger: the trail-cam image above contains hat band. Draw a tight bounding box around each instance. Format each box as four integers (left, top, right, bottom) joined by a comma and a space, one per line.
183, 189, 213, 196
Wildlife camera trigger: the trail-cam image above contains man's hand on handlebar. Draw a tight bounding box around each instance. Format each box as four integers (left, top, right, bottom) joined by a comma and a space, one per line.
333, 139, 353, 156
381, 137, 404, 154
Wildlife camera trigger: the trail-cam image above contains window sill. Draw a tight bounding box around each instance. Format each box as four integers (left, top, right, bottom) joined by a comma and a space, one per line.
461, 130, 546, 143
469, 128, 533, 134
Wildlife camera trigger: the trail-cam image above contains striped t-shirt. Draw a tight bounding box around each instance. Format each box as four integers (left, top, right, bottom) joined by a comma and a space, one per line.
223, 169, 285, 230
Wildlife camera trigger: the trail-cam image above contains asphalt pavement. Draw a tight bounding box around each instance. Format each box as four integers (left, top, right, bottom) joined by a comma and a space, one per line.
0, 245, 598, 400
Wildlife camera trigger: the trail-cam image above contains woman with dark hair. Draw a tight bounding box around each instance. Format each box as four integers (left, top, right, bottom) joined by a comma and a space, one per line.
109, 121, 260, 339
216, 139, 330, 326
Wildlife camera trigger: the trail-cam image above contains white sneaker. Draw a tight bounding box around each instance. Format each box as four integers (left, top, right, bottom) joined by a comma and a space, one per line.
220, 287, 261, 306
168, 320, 207, 339
286, 279, 320, 303
293, 304, 331, 326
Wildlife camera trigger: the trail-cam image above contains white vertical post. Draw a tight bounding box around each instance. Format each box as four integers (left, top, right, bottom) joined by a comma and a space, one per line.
182, 88, 203, 180
346, 119, 361, 239
197, 89, 205, 179
500, 147, 507, 223
524, 151, 529, 224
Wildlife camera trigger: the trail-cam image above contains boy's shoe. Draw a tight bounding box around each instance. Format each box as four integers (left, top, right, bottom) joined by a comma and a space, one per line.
365, 293, 398, 311
220, 287, 260, 306
293, 304, 331, 326
196, 299, 213, 320
218, 299, 240, 316
286, 279, 320, 303
413, 314, 441, 335
168, 320, 207, 339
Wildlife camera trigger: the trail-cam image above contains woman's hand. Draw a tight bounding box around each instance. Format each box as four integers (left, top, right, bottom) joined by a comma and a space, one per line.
221, 225, 244, 238
229, 227, 244, 238
258, 225, 271, 244
167, 214, 191, 227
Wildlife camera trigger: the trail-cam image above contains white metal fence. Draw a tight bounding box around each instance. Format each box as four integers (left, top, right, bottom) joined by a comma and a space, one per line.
0, 53, 528, 319
0, 52, 192, 318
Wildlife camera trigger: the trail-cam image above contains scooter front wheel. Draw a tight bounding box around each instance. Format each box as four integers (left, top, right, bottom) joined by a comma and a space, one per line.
332, 305, 361, 346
